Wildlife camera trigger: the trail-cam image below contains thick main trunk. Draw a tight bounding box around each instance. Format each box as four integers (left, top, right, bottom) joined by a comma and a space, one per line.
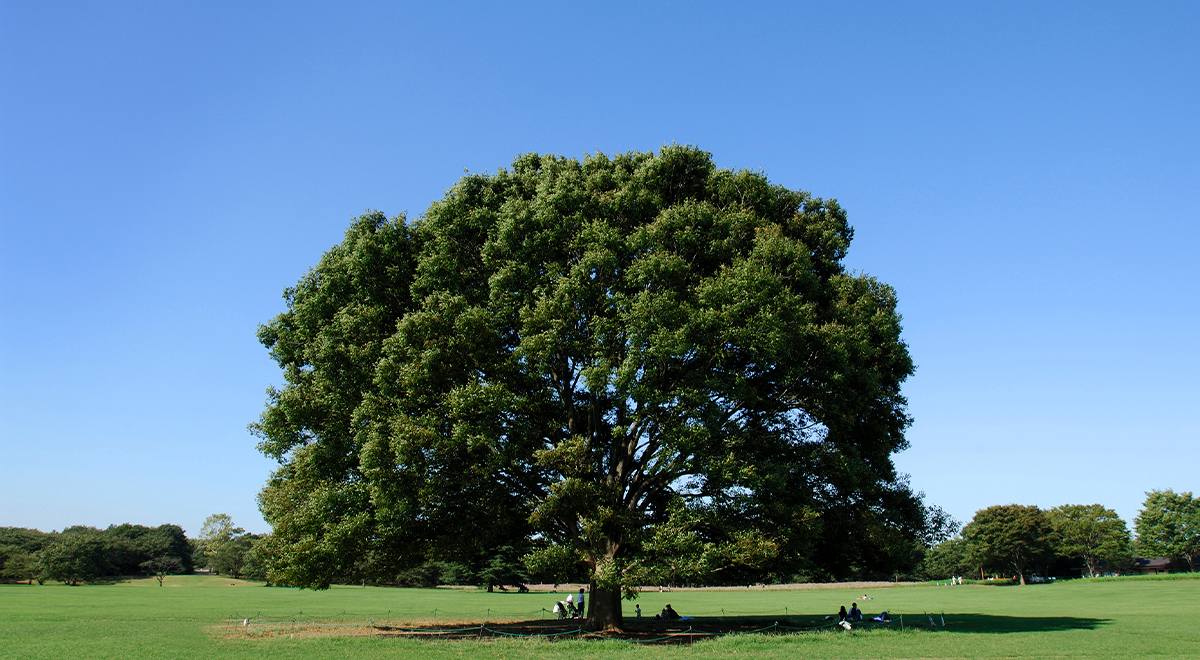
584, 583, 624, 632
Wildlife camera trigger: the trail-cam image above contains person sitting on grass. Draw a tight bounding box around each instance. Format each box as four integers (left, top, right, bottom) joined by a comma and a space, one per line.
872, 611, 891, 622
552, 601, 570, 619
656, 604, 680, 620
850, 603, 862, 621
838, 605, 848, 621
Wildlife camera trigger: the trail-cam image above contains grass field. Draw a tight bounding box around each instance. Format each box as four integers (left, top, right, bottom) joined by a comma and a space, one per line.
2, 574, 1198, 659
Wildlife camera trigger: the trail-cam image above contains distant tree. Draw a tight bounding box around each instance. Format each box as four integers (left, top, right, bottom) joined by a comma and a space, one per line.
1047, 504, 1131, 577
240, 537, 270, 582
197, 514, 245, 575
36, 531, 110, 585
962, 505, 1055, 585
140, 556, 184, 586
476, 547, 528, 593
2, 551, 37, 584
922, 537, 975, 580
102, 524, 193, 575
1134, 490, 1198, 572
395, 562, 442, 588
921, 505, 961, 547
212, 534, 258, 578
432, 561, 474, 586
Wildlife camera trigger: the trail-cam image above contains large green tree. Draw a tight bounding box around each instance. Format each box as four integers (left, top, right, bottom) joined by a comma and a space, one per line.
1135, 489, 1198, 572
35, 530, 110, 585
196, 514, 257, 577
962, 505, 1055, 585
1047, 504, 1131, 577
252, 146, 918, 631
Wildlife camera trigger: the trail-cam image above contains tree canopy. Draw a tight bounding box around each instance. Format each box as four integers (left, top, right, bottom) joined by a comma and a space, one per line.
962, 505, 1055, 585
252, 146, 921, 630
1048, 504, 1131, 578
1135, 489, 1198, 572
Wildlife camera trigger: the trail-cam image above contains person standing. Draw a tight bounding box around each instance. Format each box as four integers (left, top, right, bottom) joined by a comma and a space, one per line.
576, 587, 586, 616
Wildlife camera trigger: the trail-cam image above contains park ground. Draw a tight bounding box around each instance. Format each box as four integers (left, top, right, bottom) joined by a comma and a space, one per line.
1, 574, 1198, 659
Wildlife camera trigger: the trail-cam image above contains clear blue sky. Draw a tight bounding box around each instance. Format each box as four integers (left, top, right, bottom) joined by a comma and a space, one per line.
2, 1, 1196, 538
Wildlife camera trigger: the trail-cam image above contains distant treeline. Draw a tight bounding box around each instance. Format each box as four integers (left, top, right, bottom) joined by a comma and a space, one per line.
0, 524, 192, 585
922, 489, 1199, 583
0, 514, 268, 586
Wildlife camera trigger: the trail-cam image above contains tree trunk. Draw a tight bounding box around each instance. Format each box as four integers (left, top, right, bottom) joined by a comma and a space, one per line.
584, 583, 623, 632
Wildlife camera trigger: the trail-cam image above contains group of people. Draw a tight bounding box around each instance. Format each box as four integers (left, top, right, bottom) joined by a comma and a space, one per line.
551, 588, 588, 619
837, 603, 865, 622
834, 601, 890, 627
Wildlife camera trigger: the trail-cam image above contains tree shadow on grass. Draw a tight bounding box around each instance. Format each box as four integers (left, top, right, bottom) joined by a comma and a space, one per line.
405, 613, 1109, 641
898, 612, 1109, 634
619, 613, 1109, 636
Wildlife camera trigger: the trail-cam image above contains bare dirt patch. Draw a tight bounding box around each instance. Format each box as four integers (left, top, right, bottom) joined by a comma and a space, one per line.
219, 617, 848, 644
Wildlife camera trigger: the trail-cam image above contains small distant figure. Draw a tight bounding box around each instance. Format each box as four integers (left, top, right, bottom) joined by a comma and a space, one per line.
849, 603, 862, 621
838, 605, 848, 621
656, 604, 680, 620
857, 593, 871, 600
635, 604, 642, 618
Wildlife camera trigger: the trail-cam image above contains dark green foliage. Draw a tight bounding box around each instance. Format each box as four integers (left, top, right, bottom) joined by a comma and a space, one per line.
240, 538, 271, 582
252, 146, 919, 629
922, 537, 975, 580
962, 505, 1056, 585
3, 525, 194, 584
2, 551, 37, 584
140, 555, 184, 586
1048, 504, 1131, 578
433, 561, 474, 586
36, 529, 111, 585
102, 524, 193, 575
394, 562, 443, 588
196, 514, 260, 578
0, 527, 52, 584
476, 547, 528, 592
0, 527, 52, 554
1134, 489, 1198, 572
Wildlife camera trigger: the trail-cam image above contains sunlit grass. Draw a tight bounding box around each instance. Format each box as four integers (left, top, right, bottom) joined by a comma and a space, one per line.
2, 574, 1199, 658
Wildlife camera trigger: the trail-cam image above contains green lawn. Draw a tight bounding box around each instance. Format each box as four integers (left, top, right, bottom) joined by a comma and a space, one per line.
2, 575, 1198, 659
